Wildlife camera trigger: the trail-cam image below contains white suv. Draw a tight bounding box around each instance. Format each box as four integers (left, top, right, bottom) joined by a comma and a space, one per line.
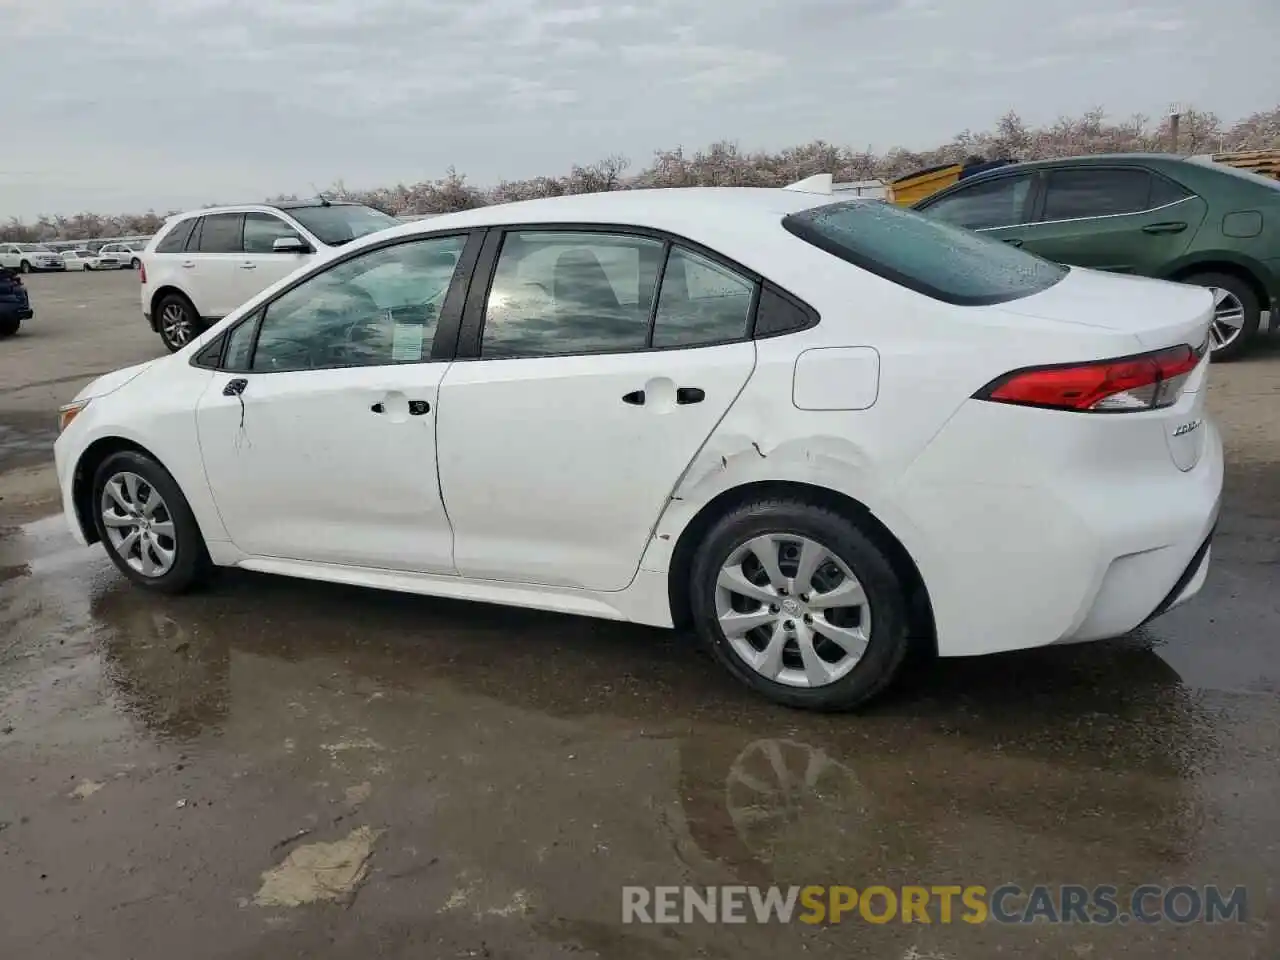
97, 242, 145, 270
140, 200, 399, 351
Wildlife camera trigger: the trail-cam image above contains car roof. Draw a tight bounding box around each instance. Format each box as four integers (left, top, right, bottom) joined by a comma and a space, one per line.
163, 199, 367, 222
380, 188, 836, 256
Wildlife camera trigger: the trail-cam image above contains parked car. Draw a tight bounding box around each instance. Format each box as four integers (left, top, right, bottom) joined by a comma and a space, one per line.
913, 153, 1280, 360
98, 242, 144, 270
0, 266, 32, 336
56, 185, 1221, 710
0, 242, 66, 273
61, 249, 106, 271
139, 199, 400, 351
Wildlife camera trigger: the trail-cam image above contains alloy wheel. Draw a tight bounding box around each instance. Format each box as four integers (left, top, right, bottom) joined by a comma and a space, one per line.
160, 302, 193, 348
715, 534, 871, 688
100, 471, 178, 577
1208, 287, 1246, 352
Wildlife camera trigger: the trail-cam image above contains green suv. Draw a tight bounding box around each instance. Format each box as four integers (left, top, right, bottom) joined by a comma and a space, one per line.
914, 154, 1280, 359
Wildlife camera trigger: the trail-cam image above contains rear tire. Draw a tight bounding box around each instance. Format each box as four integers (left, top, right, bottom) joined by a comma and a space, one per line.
91, 450, 210, 594
130, 257, 141, 270
0, 316, 20, 337
1182, 271, 1261, 362
19, 260, 31, 274
689, 499, 911, 711
156, 293, 198, 352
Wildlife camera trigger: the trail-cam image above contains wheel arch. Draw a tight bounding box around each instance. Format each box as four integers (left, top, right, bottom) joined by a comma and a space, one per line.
71, 436, 169, 545
150, 285, 197, 319
1163, 256, 1273, 310
665, 479, 936, 652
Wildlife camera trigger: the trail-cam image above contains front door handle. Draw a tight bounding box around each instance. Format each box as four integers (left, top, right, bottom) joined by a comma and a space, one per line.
181, 260, 196, 269
1142, 221, 1188, 235
676, 387, 705, 405
239, 262, 258, 270
222, 378, 248, 397
622, 390, 645, 405
1003, 238, 1023, 247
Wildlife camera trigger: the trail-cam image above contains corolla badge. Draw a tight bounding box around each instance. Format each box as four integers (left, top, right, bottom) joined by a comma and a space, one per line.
1172, 419, 1203, 438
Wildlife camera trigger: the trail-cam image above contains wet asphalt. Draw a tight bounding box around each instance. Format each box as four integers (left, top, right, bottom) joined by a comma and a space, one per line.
1, 272, 1278, 958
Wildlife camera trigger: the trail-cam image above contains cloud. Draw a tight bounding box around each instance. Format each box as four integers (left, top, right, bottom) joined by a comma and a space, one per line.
0, 0, 1274, 218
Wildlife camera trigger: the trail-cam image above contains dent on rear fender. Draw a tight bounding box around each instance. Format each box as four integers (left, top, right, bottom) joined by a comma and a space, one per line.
641, 431, 875, 572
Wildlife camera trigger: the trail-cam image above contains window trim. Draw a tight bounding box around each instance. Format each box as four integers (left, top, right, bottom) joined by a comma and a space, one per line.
155, 217, 199, 255
452, 222, 812, 362
915, 170, 1038, 230
190, 228, 485, 374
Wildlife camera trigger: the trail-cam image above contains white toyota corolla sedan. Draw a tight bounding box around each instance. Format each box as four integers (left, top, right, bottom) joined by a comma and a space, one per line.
53, 181, 1222, 710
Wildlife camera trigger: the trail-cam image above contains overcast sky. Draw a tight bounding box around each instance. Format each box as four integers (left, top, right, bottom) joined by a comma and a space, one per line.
2, 0, 1277, 219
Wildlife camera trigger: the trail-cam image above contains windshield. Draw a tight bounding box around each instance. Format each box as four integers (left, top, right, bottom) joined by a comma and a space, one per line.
286, 204, 399, 246
18, 243, 54, 253
783, 200, 1067, 306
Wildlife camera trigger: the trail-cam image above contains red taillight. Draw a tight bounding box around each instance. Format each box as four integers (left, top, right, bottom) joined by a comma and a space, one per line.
975, 344, 1204, 412
138, 262, 147, 283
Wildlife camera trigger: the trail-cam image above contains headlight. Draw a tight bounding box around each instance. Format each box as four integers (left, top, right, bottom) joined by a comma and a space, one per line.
58, 398, 91, 433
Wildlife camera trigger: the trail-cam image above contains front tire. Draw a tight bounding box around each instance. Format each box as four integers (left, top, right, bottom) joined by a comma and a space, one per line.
91, 450, 210, 594
0, 315, 20, 337
689, 499, 911, 711
19, 260, 31, 274
1182, 271, 1261, 361
130, 257, 141, 270
156, 293, 198, 352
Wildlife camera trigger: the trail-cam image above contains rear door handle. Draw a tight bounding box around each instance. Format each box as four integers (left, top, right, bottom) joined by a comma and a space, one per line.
181, 260, 196, 268
1003, 238, 1023, 247
239, 262, 257, 270
1142, 221, 1188, 234
676, 387, 705, 404
622, 390, 645, 405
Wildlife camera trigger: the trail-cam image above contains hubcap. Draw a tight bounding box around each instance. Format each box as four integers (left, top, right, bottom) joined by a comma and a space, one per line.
100, 471, 177, 577
161, 303, 192, 346
715, 534, 871, 688
1208, 287, 1245, 351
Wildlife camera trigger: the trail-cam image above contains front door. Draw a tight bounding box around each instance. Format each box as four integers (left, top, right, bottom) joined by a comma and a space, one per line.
195, 232, 474, 572
436, 229, 759, 591
237, 211, 314, 305
1017, 166, 1205, 274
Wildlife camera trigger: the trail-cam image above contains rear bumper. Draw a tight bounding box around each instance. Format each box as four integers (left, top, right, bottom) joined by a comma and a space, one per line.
898, 403, 1225, 657
1, 306, 33, 320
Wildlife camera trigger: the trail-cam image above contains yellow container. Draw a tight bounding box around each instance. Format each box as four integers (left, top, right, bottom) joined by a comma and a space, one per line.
886, 163, 963, 206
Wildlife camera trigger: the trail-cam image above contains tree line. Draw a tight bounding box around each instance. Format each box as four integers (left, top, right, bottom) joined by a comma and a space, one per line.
5, 105, 1278, 242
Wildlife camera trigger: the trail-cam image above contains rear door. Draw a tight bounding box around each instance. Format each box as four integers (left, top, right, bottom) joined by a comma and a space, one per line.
435, 228, 758, 591
1017, 167, 1205, 274
240, 212, 313, 300
188, 212, 248, 318
915, 171, 1036, 247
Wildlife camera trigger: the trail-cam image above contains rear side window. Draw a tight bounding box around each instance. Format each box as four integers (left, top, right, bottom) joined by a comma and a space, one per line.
783, 200, 1066, 306
196, 213, 244, 253
1041, 169, 1152, 220
156, 219, 197, 254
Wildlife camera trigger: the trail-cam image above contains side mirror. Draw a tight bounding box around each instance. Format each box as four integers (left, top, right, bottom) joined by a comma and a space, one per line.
273, 236, 312, 254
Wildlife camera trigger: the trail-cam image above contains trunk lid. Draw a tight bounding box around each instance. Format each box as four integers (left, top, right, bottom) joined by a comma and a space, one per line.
996, 266, 1213, 351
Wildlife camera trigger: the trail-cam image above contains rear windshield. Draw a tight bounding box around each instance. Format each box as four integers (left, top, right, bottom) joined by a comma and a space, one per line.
782, 200, 1067, 306
286, 204, 398, 246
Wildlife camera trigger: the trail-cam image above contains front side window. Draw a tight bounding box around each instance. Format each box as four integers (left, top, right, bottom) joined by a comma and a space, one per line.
285, 204, 398, 246
784, 199, 1067, 306
249, 235, 465, 372
923, 174, 1032, 230
196, 213, 244, 254
243, 213, 302, 254
480, 232, 664, 359
1041, 169, 1153, 221
652, 247, 754, 348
